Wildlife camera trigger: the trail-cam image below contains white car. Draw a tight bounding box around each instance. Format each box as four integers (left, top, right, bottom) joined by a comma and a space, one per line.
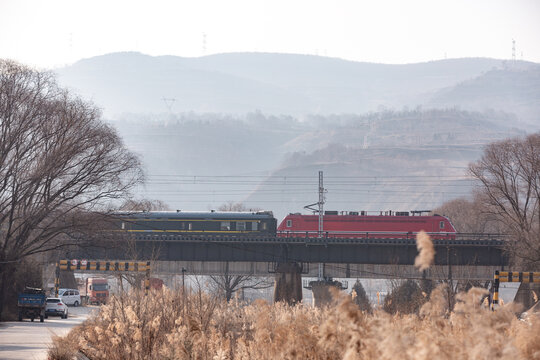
58, 288, 81, 307
45, 298, 68, 319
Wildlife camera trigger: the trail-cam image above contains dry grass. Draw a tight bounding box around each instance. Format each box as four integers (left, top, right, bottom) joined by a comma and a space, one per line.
49, 285, 540, 360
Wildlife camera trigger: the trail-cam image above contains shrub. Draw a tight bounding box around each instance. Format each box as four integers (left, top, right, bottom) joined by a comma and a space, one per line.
383, 280, 425, 314
351, 280, 372, 313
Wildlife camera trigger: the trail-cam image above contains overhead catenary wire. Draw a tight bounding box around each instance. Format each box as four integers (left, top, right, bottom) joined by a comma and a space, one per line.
137, 189, 472, 196
139, 175, 476, 190
130, 172, 480, 212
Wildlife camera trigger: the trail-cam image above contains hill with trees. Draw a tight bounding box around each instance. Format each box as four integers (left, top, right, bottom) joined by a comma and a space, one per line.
429, 65, 540, 128
110, 108, 523, 219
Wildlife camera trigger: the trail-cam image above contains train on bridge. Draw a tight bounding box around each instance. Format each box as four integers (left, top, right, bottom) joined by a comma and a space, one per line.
278, 211, 455, 239
116, 210, 456, 240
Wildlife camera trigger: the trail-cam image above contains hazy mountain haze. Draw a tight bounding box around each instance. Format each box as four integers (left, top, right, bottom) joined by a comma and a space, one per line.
50, 51, 540, 219
55, 52, 534, 118
3, 1, 540, 67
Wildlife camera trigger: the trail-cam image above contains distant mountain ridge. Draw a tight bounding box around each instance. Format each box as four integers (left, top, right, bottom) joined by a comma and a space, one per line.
55, 52, 537, 118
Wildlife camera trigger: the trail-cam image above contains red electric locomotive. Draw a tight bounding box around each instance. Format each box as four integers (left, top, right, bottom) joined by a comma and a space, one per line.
277, 211, 456, 240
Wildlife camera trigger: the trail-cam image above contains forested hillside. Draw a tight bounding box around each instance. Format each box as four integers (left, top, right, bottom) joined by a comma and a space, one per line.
115, 109, 522, 219
429, 65, 540, 128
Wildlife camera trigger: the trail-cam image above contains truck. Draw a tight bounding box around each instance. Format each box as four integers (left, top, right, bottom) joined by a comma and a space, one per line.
18, 287, 46, 322
86, 278, 109, 305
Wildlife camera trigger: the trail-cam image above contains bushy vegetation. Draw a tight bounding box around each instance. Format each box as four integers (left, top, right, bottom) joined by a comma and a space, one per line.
49, 285, 540, 360
351, 280, 372, 313
383, 280, 425, 315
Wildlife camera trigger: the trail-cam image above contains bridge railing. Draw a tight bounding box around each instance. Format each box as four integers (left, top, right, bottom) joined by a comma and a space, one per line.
453, 233, 508, 241
276, 230, 508, 241
129, 231, 508, 245
277, 230, 454, 239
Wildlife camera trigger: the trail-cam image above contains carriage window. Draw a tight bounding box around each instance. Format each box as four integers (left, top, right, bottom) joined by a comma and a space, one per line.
261, 222, 268, 230
286, 220, 292, 227
121, 222, 125, 230
237, 221, 246, 231
439, 221, 445, 229
188, 223, 192, 231
221, 222, 230, 230
252, 222, 258, 231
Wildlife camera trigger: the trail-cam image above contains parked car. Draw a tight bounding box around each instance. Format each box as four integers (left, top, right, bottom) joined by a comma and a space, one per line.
58, 288, 81, 306
45, 298, 68, 319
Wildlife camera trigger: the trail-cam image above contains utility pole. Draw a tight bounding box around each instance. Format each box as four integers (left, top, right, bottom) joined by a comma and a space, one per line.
181, 267, 186, 317
162, 97, 176, 113
181, 267, 186, 296
304, 171, 345, 306
303, 171, 326, 280
202, 33, 207, 55
318, 171, 325, 280
318, 170, 324, 239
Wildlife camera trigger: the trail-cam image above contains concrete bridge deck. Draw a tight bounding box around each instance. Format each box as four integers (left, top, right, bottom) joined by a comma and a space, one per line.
152, 260, 501, 281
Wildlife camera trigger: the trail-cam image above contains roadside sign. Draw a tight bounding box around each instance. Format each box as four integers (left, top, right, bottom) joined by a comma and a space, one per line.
71, 259, 78, 266
81, 259, 88, 267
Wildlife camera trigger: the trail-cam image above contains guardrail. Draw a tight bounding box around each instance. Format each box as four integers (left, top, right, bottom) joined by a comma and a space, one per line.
56, 260, 152, 296
491, 270, 540, 310
130, 232, 507, 245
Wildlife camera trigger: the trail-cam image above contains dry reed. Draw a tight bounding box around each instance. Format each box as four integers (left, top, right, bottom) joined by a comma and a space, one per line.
48, 285, 540, 360
415, 230, 435, 271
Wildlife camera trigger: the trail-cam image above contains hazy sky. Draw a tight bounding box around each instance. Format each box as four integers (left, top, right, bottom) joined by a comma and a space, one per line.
1, 0, 539, 69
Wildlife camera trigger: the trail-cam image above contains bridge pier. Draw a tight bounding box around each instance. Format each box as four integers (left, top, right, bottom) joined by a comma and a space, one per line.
42, 263, 57, 293
514, 282, 540, 311
307, 279, 345, 307
43, 262, 77, 294
59, 271, 77, 290
273, 262, 302, 304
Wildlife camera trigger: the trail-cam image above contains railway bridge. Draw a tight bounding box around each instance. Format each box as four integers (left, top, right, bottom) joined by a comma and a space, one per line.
57, 232, 509, 304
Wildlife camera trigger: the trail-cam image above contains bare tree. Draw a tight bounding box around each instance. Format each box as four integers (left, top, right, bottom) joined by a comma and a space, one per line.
218, 201, 261, 212
115, 198, 170, 291
432, 196, 504, 234
209, 262, 272, 302
119, 199, 170, 212
211, 202, 269, 301
0, 60, 142, 319
469, 133, 540, 267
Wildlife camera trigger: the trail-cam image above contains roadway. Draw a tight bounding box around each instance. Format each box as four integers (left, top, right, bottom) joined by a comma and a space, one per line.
0, 306, 95, 360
